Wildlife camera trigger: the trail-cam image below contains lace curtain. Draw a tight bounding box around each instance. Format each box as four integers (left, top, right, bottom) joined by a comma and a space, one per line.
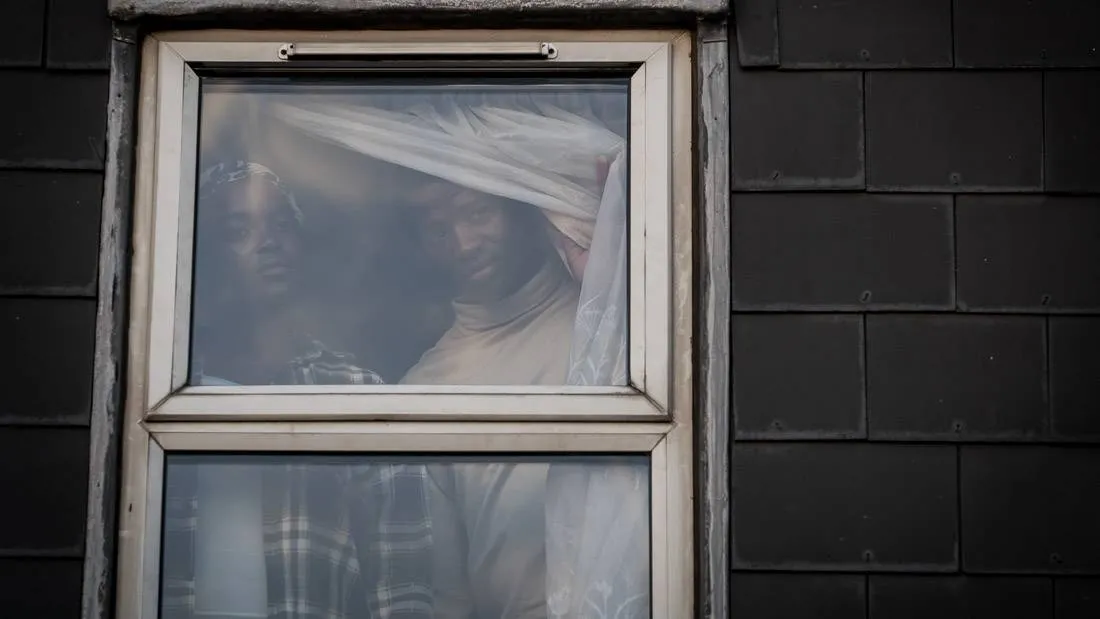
270, 90, 649, 619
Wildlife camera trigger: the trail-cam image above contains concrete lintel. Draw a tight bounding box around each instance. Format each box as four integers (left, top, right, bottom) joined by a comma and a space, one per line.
110, 0, 728, 20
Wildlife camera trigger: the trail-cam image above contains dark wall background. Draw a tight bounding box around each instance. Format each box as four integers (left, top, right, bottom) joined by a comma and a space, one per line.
729, 0, 1100, 617
2, 0, 1099, 618
0, 0, 111, 616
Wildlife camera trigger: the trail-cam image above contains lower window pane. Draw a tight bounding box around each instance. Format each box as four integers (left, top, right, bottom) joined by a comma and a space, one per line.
161, 454, 650, 619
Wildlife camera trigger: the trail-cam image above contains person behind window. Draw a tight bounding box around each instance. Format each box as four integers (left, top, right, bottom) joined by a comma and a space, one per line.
401, 181, 579, 387
273, 95, 647, 619
396, 181, 582, 619
163, 160, 434, 619
190, 160, 383, 386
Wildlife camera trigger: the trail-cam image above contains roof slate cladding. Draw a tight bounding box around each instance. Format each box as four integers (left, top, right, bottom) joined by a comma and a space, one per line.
731, 0, 1100, 616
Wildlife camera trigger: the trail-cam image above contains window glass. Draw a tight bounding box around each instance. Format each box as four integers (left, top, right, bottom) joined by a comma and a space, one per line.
190, 78, 630, 388
161, 453, 650, 619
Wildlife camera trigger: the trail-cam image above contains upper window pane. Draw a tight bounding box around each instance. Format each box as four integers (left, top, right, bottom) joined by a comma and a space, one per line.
189, 77, 630, 388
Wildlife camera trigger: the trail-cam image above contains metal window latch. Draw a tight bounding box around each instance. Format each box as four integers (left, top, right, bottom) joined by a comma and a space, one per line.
277, 42, 558, 60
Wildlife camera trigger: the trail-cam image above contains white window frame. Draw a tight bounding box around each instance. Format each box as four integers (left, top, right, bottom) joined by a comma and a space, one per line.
139, 29, 687, 421
116, 28, 694, 619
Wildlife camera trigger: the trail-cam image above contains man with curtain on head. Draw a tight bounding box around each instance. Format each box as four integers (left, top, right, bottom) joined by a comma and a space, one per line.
398, 178, 580, 619
398, 163, 648, 619
398, 152, 645, 619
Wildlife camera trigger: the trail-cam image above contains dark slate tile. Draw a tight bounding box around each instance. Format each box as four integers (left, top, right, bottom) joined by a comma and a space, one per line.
1056, 578, 1100, 619
0, 299, 95, 424
731, 193, 953, 310
1045, 72, 1100, 193
733, 443, 958, 570
0, 0, 46, 66
733, 314, 864, 439
731, 69, 863, 189
46, 0, 111, 69
0, 559, 82, 617
866, 72, 1043, 191
0, 171, 102, 294
778, 0, 952, 68
0, 427, 88, 553
732, 573, 866, 619
955, 0, 1100, 68
733, 0, 779, 67
962, 446, 1100, 574
1050, 318, 1100, 440
867, 315, 1047, 441
0, 71, 108, 169
870, 576, 1052, 619
956, 196, 1100, 312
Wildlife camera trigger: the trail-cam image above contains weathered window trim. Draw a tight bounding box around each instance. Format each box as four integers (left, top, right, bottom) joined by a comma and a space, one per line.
108, 25, 707, 619
83, 24, 140, 619
108, 0, 729, 21
695, 19, 730, 619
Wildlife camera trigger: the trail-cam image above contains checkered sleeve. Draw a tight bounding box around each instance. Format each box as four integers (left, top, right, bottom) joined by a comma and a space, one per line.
348, 464, 436, 618
166, 344, 432, 619
270, 345, 435, 618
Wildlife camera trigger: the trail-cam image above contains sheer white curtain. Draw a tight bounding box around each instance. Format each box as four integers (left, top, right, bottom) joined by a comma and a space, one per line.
272, 92, 649, 619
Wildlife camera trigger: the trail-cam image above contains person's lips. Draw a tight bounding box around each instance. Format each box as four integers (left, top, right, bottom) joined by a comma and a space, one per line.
469, 262, 494, 280
258, 259, 290, 279
458, 256, 497, 281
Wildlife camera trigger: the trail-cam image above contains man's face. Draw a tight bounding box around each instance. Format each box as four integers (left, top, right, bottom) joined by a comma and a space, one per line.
208, 177, 303, 299
414, 184, 545, 302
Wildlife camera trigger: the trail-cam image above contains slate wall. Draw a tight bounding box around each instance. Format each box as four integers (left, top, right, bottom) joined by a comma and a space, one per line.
0, 0, 112, 616
729, 1, 1100, 617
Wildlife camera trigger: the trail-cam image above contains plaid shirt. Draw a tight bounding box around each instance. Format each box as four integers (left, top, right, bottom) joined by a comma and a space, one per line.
164, 345, 435, 619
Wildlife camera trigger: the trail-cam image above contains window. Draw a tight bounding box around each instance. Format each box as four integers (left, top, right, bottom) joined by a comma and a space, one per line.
118, 29, 693, 619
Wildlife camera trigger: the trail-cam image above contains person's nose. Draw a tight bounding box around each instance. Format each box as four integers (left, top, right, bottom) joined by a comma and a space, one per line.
453, 224, 481, 256
257, 233, 276, 250
255, 221, 281, 251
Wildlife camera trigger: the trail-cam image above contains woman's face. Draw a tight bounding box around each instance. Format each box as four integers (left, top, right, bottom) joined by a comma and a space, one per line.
208, 177, 303, 300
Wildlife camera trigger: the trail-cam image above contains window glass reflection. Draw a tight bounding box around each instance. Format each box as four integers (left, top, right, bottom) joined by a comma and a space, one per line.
161, 454, 651, 619
190, 79, 630, 388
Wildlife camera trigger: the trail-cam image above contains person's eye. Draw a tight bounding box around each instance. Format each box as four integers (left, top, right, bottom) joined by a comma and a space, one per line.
231, 226, 249, 241
423, 224, 448, 240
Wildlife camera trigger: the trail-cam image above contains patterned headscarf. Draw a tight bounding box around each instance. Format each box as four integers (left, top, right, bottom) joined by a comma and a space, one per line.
198, 160, 305, 225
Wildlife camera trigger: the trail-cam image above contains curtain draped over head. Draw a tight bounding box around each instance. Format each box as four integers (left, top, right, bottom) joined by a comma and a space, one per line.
270, 89, 649, 619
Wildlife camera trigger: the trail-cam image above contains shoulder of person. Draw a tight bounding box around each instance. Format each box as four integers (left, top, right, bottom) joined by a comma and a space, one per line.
291, 340, 387, 386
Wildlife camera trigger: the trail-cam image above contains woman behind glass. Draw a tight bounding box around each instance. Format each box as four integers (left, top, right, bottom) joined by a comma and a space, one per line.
161, 160, 435, 619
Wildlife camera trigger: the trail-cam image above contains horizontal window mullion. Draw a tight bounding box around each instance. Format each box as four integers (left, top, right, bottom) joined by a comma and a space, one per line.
148, 391, 667, 420
148, 422, 670, 452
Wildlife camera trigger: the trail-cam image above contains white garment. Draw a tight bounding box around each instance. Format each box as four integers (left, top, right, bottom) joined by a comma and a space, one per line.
427, 462, 551, 619
193, 462, 268, 618
404, 257, 576, 619
191, 376, 269, 619
401, 257, 578, 386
